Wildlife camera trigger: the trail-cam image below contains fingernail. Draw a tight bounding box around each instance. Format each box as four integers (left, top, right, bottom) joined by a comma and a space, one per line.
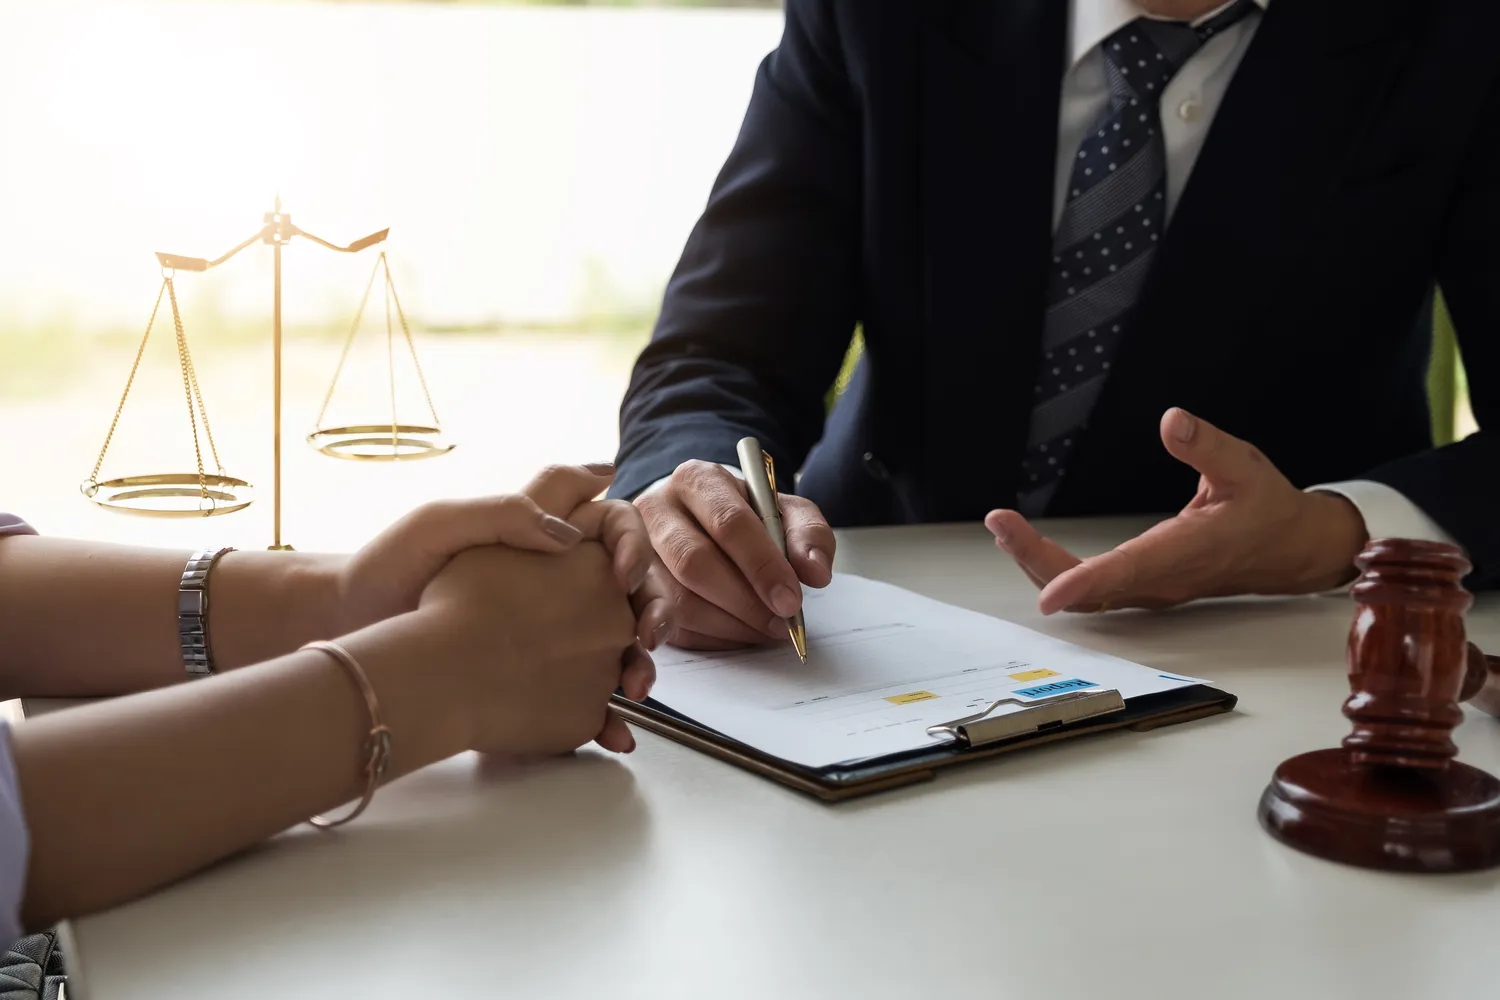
990, 521, 1010, 545
1172, 409, 1197, 443
541, 515, 583, 545
770, 584, 800, 618
584, 462, 615, 475
628, 562, 649, 596
651, 618, 672, 650
808, 547, 830, 573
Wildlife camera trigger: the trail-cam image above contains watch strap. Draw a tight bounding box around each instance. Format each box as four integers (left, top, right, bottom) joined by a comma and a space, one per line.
179, 547, 235, 677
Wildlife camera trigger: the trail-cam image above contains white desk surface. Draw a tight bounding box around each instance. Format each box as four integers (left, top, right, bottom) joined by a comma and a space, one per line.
59, 519, 1500, 1000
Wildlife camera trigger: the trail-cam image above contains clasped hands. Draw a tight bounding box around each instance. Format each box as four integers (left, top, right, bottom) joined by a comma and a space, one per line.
296, 463, 674, 757
638, 408, 1370, 651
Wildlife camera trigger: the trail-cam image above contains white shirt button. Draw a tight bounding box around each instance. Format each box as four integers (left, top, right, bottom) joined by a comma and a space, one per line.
1178, 99, 1203, 122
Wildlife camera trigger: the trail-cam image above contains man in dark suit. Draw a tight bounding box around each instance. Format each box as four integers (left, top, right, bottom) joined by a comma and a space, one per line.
610, 0, 1500, 650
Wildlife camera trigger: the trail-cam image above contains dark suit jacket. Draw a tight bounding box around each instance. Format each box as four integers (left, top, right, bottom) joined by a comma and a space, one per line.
612, 0, 1500, 586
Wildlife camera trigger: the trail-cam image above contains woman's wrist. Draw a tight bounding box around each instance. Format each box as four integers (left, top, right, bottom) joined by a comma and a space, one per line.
208, 551, 346, 671
331, 611, 476, 773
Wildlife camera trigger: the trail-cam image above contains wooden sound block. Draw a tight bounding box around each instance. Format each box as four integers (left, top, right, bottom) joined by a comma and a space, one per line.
1258, 538, 1500, 873
1260, 751, 1500, 873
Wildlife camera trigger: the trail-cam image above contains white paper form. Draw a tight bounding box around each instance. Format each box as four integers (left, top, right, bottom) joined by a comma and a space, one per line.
649, 575, 1209, 769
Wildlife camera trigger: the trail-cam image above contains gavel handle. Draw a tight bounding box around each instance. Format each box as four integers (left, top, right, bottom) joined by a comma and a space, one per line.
1463, 643, 1500, 717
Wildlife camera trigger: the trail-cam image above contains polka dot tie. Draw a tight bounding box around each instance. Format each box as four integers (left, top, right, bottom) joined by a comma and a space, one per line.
1015, 0, 1259, 517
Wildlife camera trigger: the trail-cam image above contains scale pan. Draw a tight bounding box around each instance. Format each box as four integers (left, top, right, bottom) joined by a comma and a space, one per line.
81, 473, 255, 518
306, 424, 455, 462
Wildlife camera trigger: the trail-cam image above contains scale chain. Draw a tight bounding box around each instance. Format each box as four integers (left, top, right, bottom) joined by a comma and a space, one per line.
315, 251, 443, 439
315, 252, 383, 429
384, 254, 443, 427
177, 303, 226, 474
88, 278, 168, 486
165, 277, 210, 498
385, 265, 398, 449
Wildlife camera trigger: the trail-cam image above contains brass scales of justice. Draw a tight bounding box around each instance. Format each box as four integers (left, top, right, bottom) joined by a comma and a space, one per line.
80, 198, 454, 550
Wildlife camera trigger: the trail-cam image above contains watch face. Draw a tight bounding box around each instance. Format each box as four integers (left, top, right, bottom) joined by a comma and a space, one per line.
178, 590, 208, 617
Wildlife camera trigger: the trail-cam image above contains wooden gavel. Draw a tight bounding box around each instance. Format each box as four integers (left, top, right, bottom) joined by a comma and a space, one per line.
1258, 538, 1500, 873
1462, 643, 1500, 717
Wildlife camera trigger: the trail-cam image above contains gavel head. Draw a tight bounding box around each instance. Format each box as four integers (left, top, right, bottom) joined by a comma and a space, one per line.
1341, 538, 1472, 770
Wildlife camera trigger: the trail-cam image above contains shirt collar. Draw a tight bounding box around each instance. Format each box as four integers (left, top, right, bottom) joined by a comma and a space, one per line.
1069, 0, 1271, 69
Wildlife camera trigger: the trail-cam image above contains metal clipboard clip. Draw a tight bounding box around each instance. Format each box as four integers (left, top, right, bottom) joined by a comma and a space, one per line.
925, 688, 1126, 748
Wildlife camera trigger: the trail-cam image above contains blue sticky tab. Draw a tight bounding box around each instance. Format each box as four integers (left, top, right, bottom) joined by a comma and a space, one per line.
1013, 677, 1097, 698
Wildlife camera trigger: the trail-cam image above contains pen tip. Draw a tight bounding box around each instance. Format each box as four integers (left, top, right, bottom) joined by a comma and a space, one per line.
789, 625, 808, 663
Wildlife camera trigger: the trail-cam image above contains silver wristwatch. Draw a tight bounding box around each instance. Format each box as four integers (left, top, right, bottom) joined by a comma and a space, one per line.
178, 547, 236, 677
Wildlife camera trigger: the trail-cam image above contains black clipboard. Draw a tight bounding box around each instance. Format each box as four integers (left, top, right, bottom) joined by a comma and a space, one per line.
613, 683, 1237, 802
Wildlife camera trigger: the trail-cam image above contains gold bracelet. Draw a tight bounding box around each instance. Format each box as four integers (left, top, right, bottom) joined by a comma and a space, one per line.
301, 640, 393, 830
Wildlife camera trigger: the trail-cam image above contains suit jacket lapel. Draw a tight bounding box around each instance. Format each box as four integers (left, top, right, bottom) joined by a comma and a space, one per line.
918, 0, 1068, 520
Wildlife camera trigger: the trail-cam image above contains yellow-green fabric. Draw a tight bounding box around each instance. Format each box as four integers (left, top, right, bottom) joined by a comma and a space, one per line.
1428, 290, 1460, 446
825, 326, 864, 413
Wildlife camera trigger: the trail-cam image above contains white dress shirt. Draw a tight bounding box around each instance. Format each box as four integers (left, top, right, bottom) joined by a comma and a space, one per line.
651, 0, 1456, 549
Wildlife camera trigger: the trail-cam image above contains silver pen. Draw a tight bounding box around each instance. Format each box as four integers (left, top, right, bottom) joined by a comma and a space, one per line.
736, 436, 808, 663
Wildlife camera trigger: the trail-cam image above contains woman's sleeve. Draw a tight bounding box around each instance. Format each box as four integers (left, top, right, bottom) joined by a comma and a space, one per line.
0, 515, 35, 538
0, 727, 28, 943
0, 514, 36, 941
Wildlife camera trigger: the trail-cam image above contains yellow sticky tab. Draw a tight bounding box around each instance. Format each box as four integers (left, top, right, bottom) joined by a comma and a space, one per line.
885, 690, 938, 705
1009, 669, 1060, 682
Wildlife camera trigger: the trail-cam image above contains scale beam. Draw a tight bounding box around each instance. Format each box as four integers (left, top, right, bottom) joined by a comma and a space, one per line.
294, 227, 389, 255
155, 229, 268, 273
87, 199, 446, 548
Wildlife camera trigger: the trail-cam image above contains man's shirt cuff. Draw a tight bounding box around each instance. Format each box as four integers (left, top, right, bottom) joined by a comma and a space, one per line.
639, 463, 744, 498
1308, 480, 1455, 546
1307, 480, 1456, 595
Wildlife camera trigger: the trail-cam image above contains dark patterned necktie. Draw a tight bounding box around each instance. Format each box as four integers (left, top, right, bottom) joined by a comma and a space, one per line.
1016, 0, 1260, 517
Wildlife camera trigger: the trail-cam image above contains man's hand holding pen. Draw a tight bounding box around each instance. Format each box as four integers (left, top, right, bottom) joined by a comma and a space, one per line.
634, 457, 835, 653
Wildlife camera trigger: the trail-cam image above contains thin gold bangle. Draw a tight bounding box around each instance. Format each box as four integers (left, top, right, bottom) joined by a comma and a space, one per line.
301, 640, 393, 830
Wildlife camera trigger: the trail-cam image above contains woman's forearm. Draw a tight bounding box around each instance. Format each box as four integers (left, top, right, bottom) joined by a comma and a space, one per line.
11, 611, 469, 930
0, 536, 341, 697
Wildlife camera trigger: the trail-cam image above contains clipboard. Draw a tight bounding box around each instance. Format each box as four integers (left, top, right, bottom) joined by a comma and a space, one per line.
612, 683, 1237, 802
